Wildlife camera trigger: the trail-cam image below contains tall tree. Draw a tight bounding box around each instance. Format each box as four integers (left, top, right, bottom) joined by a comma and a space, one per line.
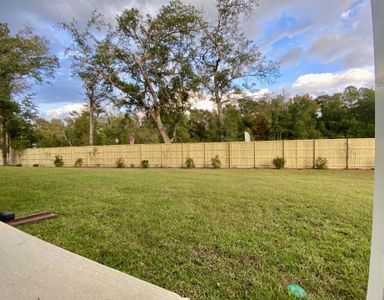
350, 87, 375, 137
63, 0, 201, 144
316, 93, 349, 138
77, 68, 111, 145
197, 0, 279, 141
287, 94, 320, 139
34, 118, 69, 147
0, 23, 58, 164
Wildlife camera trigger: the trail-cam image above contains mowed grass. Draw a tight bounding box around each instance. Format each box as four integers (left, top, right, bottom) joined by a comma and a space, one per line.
0, 167, 373, 299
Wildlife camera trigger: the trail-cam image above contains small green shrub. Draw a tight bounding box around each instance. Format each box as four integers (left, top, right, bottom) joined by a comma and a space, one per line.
54, 155, 64, 167
32, 164, 39, 167
130, 163, 135, 168
185, 157, 195, 168
315, 157, 328, 169
141, 160, 149, 168
15, 163, 22, 167
74, 158, 83, 167
116, 157, 125, 168
211, 155, 221, 169
273, 157, 286, 169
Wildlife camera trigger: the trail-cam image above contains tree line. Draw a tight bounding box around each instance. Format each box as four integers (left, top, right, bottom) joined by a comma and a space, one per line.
0, 0, 375, 165
30, 85, 374, 148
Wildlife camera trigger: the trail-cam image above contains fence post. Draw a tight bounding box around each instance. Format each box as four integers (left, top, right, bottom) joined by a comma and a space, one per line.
161, 144, 163, 168
282, 140, 285, 159
140, 144, 143, 163
254, 141, 256, 169
203, 143, 206, 168
313, 139, 316, 169
181, 143, 184, 168
346, 138, 349, 169
229, 142, 232, 169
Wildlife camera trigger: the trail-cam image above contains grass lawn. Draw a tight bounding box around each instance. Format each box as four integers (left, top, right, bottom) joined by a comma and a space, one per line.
0, 167, 373, 299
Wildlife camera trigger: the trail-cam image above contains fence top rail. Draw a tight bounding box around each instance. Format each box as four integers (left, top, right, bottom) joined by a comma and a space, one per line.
21, 138, 374, 152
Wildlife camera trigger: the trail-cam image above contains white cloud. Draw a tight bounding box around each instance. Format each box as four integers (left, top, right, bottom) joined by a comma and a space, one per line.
192, 88, 270, 111
45, 103, 85, 119
291, 68, 374, 95
192, 99, 215, 111
341, 9, 352, 20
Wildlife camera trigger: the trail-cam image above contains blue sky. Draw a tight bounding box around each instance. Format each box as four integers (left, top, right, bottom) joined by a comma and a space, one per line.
0, 0, 374, 118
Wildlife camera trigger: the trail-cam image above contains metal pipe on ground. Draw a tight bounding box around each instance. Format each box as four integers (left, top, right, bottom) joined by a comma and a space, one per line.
0, 211, 58, 226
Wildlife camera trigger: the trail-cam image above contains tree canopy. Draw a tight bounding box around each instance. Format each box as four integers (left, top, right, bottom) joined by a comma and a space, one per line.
0, 23, 58, 164
0, 1, 375, 155
63, 0, 202, 144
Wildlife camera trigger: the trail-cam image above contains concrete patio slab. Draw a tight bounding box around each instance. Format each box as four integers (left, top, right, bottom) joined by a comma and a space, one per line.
0, 221, 188, 300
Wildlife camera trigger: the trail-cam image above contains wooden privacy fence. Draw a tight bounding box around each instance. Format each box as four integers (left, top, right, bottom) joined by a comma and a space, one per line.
2, 138, 375, 169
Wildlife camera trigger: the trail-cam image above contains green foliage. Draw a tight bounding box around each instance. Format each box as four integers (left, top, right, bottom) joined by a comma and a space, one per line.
287, 94, 320, 139
34, 118, 68, 147
185, 157, 195, 168
32, 164, 39, 167
141, 160, 149, 168
15, 163, 22, 167
315, 157, 328, 169
116, 157, 125, 168
0, 23, 58, 165
197, 0, 279, 141
53, 155, 64, 167
63, 1, 202, 143
130, 163, 135, 168
74, 158, 83, 167
211, 155, 221, 169
273, 157, 286, 169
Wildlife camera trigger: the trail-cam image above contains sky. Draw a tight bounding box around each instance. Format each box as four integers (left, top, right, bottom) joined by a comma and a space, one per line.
0, 0, 374, 118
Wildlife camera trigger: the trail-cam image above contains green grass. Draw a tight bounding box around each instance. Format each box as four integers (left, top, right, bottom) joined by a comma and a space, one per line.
0, 167, 373, 299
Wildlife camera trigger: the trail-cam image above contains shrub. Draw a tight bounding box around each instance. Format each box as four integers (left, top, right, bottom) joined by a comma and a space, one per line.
32, 164, 39, 167
74, 158, 83, 167
130, 163, 135, 168
116, 157, 125, 168
185, 157, 195, 168
141, 160, 149, 168
315, 157, 328, 169
15, 164, 22, 167
273, 157, 286, 169
54, 155, 64, 167
211, 155, 221, 169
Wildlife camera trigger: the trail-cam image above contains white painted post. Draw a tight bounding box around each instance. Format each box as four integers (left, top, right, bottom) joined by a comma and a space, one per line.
367, 0, 384, 299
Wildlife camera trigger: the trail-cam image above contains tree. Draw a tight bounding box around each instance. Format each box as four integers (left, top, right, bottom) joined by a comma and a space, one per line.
0, 23, 58, 164
97, 112, 160, 145
316, 93, 349, 138
76, 67, 112, 146
238, 94, 289, 140
348, 87, 375, 137
63, 0, 202, 144
196, 0, 279, 141
316, 86, 375, 138
184, 109, 219, 142
222, 104, 244, 141
64, 111, 89, 146
287, 94, 320, 139
34, 118, 69, 147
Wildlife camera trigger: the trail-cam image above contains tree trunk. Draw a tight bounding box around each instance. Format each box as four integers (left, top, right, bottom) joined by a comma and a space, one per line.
5, 132, 10, 165
89, 103, 94, 146
216, 99, 225, 141
151, 110, 172, 144
0, 117, 8, 165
